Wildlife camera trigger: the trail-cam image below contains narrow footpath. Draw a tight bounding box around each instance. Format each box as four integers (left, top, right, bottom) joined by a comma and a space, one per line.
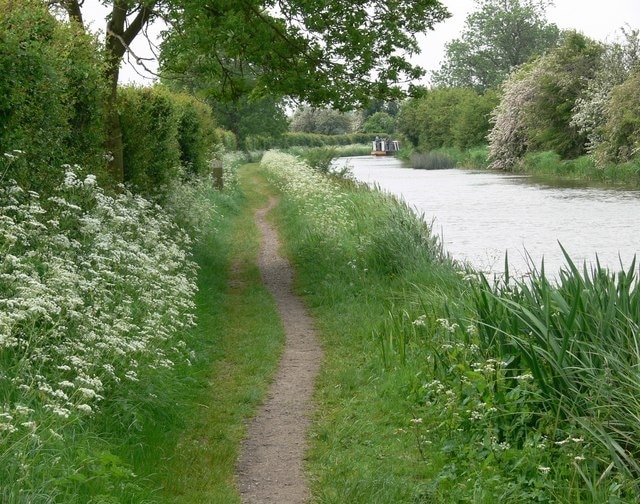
236, 197, 323, 503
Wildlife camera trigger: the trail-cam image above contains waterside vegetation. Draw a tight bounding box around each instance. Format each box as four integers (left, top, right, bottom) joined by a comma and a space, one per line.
262, 150, 640, 502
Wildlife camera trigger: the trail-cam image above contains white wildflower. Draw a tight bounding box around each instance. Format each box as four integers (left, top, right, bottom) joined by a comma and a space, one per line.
77, 404, 93, 414
78, 388, 97, 400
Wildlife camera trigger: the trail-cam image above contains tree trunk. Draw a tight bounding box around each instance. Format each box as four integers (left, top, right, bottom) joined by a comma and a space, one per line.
105, 57, 125, 182
58, 1, 155, 183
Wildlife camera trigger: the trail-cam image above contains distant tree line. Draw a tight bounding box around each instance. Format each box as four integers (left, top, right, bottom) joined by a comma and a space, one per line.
395, 0, 640, 173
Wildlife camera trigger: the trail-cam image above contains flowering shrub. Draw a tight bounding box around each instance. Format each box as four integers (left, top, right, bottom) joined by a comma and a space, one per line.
489, 32, 602, 170
571, 28, 640, 160
488, 64, 540, 170
0, 166, 199, 496
261, 150, 353, 240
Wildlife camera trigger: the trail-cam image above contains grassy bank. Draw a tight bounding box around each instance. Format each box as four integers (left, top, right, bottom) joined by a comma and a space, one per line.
403, 145, 640, 188
520, 151, 640, 187
261, 150, 640, 502
0, 155, 285, 502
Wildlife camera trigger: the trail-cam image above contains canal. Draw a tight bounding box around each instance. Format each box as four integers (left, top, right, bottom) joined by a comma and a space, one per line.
340, 156, 640, 276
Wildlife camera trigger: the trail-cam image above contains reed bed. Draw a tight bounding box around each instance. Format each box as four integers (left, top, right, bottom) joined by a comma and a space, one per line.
472, 250, 640, 485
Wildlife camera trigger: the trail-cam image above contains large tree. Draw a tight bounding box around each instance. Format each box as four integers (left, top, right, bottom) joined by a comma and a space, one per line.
433, 0, 560, 92
53, 0, 449, 181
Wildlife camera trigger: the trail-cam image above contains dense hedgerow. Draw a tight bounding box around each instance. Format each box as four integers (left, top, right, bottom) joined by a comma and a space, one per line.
246, 132, 378, 151
118, 86, 222, 194
0, 168, 199, 500
0, 0, 108, 192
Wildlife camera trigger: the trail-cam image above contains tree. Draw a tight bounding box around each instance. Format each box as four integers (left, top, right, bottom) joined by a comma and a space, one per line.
210, 95, 289, 148
571, 28, 640, 157
488, 32, 603, 169
433, 0, 560, 91
362, 111, 396, 134
289, 107, 352, 135
525, 32, 603, 158
54, 0, 448, 181
397, 87, 497, 151
595, 70, 640, 164
160, 1, 449, 108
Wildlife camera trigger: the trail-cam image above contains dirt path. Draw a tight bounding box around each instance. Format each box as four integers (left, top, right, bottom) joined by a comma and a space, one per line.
236, 197, 323, 504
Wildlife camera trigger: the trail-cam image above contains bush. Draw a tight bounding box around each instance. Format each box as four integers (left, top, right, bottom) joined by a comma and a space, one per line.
175, 95, 217, 176
299, 147, 339, 173
118, 86, 182, 193
278, 132, 378, 148
214, 127, 238, 151
0, 0, 108, 192
596, 70, 640, 164
118, 86, 222, 194
397, 88, 498, 153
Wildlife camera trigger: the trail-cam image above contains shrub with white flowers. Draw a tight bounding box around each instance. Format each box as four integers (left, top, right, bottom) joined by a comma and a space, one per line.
0, 166, 199, 487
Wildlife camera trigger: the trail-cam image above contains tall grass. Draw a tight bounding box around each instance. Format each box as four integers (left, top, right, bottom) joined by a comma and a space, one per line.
261, 150, 640, 502
472, 249, 640, 483
522, 151, 640, 187
408, 146, 490, 170
410, 151, 456, 170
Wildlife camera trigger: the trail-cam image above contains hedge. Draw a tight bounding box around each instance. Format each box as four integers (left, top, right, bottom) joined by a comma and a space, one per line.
0, 0, 108, 192
118, 86, 223, 194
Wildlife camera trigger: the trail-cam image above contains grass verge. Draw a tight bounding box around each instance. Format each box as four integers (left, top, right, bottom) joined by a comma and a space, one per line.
154, 163, 285, 503
261, 150, 640, 503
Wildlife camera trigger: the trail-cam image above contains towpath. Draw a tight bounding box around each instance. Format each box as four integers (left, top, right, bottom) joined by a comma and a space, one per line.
236, 197, 323, 503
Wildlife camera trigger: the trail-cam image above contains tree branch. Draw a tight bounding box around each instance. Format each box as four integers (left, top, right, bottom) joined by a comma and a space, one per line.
107, 27, 160, 78
123, 2, 156, 47
48, 0, 84, 27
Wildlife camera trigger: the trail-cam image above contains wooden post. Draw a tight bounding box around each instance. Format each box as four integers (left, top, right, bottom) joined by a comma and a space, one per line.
211, 159, 224, 189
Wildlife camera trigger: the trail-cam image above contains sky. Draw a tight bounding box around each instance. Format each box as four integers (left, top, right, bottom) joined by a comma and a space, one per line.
81, 0, 640, 86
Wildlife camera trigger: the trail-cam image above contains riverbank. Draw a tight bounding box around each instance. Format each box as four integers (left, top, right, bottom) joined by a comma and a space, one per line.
8, 151, 636, 501
404, 146, 640, 188
262, 150, 640, 502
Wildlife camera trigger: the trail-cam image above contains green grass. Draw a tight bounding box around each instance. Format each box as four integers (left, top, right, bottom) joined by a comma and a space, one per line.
405, 146, 490, 170
262, 151, 640, 502
262, 151, 468, 502
410, 151, 457, 170
521, 151, 640, 188
471, 250, 640, 485
152, 163, 285, 503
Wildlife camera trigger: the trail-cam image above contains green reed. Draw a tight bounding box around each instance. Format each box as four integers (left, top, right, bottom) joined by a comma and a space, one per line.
472, 247, 640, 481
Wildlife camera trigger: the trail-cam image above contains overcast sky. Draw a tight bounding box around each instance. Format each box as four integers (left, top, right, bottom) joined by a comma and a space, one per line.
82, 0, 640, 85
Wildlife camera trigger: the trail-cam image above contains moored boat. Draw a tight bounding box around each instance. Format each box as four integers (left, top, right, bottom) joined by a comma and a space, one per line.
371, 137, 400, 156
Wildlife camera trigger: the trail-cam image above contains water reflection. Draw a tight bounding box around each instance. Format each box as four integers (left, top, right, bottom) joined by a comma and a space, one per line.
338, 156, 640, 276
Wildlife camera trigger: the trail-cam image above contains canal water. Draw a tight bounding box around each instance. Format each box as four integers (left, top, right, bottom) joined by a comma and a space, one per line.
338, 156, 640, 276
